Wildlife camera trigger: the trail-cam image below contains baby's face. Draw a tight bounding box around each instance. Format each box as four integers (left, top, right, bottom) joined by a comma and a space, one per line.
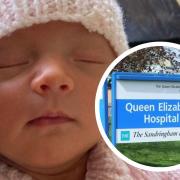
0, 21, 115, 173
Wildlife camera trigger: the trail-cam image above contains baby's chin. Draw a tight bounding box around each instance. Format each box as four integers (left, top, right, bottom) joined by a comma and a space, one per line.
1, 147, 89, 176
0, 124, 101, 174
21, 153, 88, 176
20, 131, 100, 171
2, 140, 96, 175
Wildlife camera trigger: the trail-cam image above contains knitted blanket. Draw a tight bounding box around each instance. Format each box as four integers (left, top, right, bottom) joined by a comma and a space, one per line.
0, 142, 180, 180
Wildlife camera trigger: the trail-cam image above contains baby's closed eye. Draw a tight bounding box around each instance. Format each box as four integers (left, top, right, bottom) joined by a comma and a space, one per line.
0, 58, 30, 68
74, 58, 105, 64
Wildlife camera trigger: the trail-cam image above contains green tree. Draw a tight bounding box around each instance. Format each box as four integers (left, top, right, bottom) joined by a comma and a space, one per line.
113, 46, 180, 74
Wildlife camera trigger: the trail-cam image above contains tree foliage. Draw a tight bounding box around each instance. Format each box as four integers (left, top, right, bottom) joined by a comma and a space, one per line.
113, 46, 180, 74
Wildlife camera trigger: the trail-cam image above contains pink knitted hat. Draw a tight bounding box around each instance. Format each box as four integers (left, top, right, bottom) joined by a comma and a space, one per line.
0, 0, 128, 55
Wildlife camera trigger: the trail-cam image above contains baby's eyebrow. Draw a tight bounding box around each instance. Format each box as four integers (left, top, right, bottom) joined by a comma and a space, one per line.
0, 47, 7, 55
73, 48, 102, 56
0, 45, 11, 53
0, 47, 5, 52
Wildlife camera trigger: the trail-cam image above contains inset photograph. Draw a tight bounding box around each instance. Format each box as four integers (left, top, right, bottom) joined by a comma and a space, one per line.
96, 42, 180, 169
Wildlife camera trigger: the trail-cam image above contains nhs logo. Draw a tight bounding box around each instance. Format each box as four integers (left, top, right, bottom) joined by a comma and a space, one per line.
121, 131, 130, 141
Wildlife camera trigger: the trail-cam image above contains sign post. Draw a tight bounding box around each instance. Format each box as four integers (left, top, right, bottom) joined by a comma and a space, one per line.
111, 72, 180, 145
99, 80, 109, 135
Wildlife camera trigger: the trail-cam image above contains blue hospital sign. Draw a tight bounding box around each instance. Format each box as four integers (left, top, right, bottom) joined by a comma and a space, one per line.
111, 72, 180, 145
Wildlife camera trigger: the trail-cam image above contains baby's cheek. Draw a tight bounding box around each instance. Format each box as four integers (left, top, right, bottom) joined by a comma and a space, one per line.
81, 92, 100, 142
0, 81, 27, 142
0, 100, 16, 145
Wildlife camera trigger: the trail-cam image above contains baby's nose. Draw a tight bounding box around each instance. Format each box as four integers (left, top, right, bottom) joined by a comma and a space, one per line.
30, 59, 74, 96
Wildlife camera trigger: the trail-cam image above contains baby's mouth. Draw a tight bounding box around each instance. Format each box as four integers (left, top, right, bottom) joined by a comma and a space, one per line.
27, 111, 74, 127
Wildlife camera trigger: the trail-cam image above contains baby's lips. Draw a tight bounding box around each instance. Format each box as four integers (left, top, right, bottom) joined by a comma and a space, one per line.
41, 111, 72, 119
27, 110, 75, 125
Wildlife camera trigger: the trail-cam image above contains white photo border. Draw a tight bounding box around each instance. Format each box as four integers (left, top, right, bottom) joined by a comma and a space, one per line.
95, 42, 180, 172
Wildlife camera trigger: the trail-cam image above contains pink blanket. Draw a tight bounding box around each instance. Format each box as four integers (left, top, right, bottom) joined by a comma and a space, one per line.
0, 142, 180, 180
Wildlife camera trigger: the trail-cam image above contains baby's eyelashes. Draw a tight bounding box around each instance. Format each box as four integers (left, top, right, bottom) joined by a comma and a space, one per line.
74, 58, 105, 64
0, 50, 38, 69
0, 60, 30, 69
